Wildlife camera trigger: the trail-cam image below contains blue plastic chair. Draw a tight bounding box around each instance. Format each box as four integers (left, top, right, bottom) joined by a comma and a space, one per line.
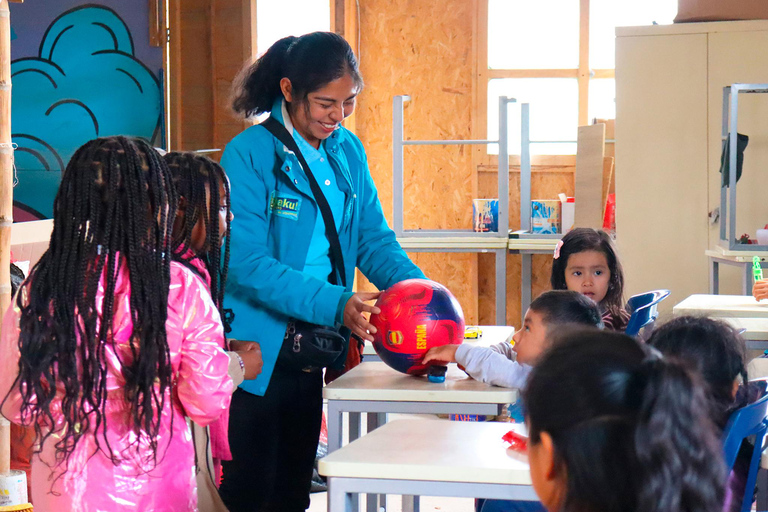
624, 289, 670, 338
722, 394, 768, 512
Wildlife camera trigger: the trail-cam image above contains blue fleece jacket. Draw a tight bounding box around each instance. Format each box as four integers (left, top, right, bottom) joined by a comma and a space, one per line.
220, 101, 425, 395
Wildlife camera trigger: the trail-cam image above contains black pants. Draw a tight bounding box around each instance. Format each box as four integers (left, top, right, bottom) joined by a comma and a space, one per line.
219, 366, 323, 512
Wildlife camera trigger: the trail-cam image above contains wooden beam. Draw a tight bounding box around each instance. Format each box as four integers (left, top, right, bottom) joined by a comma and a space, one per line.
149, 0, 167, 47
168, 0, 182, 150
578, 0, 590, 126
332, 0, 358, 133
0, 0, 13, 477
488, 69, 579, 79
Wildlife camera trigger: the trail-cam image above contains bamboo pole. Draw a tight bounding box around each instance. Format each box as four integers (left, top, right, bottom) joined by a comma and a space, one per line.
0, 0, 13, 477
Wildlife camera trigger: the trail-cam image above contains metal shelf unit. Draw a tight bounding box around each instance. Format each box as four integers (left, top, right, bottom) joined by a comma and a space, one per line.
392, 95, 515, 325
721, 84, 768, 251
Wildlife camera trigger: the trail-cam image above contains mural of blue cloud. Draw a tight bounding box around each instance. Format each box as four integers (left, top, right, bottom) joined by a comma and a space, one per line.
11, 4, 162, 218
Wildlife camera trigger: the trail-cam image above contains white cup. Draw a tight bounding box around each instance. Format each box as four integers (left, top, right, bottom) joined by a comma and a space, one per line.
757, 229, 768, 246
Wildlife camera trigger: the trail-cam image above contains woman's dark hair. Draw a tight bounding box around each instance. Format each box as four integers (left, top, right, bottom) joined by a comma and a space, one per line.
648, 315, 747, 429
550, 228, 625, 317
529, 290, 604, 330
10, 136, 176, 471
232, 31, 363, 118
524, 329, 726, 512
165, 151, 231, 331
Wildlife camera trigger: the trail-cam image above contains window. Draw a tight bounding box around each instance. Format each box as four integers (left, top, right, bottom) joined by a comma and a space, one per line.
256, 0, 330, 55
482, 0, 676, 156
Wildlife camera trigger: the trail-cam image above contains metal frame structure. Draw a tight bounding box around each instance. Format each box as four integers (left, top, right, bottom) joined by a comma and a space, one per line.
721, 84, 768, 251
392, 95, 515, 325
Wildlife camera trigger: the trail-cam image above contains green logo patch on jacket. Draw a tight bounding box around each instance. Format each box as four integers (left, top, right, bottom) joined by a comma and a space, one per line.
269, 192, 301, 221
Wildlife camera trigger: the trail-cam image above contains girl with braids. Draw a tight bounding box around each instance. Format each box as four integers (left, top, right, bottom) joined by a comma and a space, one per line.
219, 32, 425, 511
164, 150, 263, 495
524, 329, 726, 512
0, 137, 234, 511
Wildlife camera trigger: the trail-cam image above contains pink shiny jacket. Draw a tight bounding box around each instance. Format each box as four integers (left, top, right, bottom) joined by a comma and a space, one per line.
0, 260, 233, 511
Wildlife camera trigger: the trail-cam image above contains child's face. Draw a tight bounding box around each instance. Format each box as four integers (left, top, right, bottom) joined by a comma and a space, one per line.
281, 74, 358, 148
188, 180, 231, 253
512, 309, 548, 365
564, 250, 611, 305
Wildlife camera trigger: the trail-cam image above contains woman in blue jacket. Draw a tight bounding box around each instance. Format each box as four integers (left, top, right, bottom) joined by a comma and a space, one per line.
218, 32, 425, 512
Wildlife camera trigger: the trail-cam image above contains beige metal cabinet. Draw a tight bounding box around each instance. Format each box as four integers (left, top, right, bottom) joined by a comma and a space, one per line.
616, 21, 768, 310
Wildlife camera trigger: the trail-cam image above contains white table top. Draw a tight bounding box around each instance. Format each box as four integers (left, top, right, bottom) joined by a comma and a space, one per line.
720, 317, 768, 341
397, 236, 509, 250
319, 418, 531, 485
673, 294, 768, 319
706, 249, 768, 262
362, 325, 515, 356
323, 361, 518, 404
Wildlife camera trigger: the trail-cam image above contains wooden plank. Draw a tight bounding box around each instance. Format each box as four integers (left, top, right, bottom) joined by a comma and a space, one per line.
488, 69, 579, 79
574, 123, 605, 228
0, 0, 11, 477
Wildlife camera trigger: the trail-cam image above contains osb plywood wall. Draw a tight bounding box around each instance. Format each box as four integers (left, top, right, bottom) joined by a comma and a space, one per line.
353, 0, 479, 322
478, 162, 575, 325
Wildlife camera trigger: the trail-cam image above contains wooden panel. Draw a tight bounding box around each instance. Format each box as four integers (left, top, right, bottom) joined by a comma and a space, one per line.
353, 0, 478, 323
574, 124, 605, 229
708, 30, 768, 294
177, 2, 214, 150
615, 33, 708, 310
477, 166, 575, 325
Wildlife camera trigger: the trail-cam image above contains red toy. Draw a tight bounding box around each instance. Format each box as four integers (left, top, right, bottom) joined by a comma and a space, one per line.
502, 430, 529, 453
370, 279, 465, 375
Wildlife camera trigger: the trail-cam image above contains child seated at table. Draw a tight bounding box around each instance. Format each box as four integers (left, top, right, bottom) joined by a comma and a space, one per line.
550, 228, 630, 331
648, 316, 766, 512
422, 290, 603, 390
526, 329, 725, 512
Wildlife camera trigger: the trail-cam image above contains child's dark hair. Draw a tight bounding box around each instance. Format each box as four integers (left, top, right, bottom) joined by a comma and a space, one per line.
524, 329, 725, 512
165, 152, 231, 330
529, 290, 604, 330
648, 315, 747, 429
550, 228, 624, 317
232, 31, 363, 118
10, 136, 176, 470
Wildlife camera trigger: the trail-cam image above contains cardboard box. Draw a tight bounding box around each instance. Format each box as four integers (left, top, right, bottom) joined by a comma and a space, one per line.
473, 199, 499, 232
675, 0, 768, 22
531, 200, 561, 235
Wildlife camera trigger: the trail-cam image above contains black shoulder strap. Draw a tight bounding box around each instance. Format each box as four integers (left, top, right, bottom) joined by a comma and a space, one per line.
261, 116, 346, 288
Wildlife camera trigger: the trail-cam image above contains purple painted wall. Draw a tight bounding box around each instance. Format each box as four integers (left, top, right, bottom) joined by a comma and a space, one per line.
10, 0, 162, 72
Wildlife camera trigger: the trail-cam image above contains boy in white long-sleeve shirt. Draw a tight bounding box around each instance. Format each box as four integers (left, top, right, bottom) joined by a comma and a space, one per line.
422, 290, 603, 388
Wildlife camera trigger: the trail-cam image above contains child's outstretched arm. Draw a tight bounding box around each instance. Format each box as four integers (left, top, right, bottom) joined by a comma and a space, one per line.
422, 344, 460, 365
455, 343, 531, 389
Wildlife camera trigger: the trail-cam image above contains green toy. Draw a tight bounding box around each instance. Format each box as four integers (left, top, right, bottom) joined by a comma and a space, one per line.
753, 256, 763, 282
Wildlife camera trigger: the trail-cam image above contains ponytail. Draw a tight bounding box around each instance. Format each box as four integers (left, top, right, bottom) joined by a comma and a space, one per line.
632, 357, 726, 512
232, 36, 297, 117
232, 32, 363, 118
524, 329, 726, 512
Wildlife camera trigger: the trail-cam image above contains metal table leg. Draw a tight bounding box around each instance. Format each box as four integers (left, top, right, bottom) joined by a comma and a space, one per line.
521, 253, 532, 323
710, 259, 719, 294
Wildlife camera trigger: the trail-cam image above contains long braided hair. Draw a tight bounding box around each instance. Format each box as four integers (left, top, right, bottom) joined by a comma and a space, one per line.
14, 136, 176, 469
164, 152, 231, 330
